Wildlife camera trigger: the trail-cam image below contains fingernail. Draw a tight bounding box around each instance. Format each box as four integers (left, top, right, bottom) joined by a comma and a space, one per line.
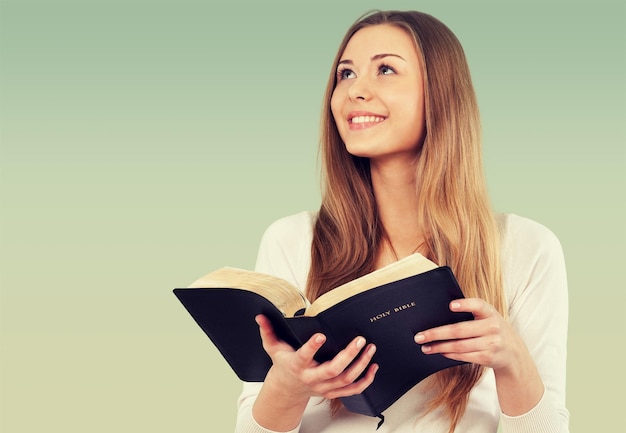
368, 344, 377, 355
356, 337, 366, 349
414, 333, 425, 343
451, 301, 461, 310
315, 334, 326, 344
421, 345, 431, 353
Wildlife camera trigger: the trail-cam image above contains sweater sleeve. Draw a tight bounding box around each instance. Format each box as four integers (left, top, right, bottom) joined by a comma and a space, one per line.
234, 212, 314, 433
499, 215, 570, 433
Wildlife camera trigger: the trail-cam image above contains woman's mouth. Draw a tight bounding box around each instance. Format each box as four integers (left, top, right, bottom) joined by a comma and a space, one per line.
348, 114, 386, 130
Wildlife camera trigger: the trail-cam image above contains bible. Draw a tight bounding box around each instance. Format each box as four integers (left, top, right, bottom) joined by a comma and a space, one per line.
173, 253, 473, 418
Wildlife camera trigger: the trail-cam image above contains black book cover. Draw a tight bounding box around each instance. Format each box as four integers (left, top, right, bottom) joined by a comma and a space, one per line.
174, 266, 473, 417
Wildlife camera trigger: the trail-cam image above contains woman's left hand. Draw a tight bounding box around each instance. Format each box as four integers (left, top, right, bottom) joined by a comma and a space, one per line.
414, 298, 524, 373
415, 298, 545, 416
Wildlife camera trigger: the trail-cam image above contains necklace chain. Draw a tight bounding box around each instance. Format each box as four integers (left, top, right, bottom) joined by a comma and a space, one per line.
383, 229, 425, 262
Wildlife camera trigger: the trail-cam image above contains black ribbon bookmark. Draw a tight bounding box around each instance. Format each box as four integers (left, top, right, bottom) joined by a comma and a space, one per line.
376, 413, 385, 430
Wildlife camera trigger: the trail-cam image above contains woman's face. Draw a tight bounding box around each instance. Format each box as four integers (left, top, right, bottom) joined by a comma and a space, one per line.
331, 24, 426, 162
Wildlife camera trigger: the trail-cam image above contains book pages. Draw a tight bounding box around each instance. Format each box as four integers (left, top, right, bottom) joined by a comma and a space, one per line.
306, 253, 438, 316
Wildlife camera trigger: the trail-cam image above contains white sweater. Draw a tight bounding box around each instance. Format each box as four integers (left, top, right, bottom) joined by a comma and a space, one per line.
235, 212, 570, 433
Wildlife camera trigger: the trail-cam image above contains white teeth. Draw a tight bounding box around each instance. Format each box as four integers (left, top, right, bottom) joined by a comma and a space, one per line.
351, 115, 385, 124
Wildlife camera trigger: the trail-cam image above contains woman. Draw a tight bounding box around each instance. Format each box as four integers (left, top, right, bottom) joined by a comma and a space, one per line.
235, 10, 569, 433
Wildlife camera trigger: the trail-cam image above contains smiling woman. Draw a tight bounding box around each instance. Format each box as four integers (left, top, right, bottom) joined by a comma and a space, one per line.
331, 25, 426, 162
1, 0, 621, 431
230, 9, 570, 433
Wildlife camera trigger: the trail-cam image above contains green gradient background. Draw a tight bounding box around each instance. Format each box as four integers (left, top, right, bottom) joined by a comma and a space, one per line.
1, 0, 624, 431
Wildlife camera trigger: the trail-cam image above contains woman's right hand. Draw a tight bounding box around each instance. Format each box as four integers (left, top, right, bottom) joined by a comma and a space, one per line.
251, 314, 378, 431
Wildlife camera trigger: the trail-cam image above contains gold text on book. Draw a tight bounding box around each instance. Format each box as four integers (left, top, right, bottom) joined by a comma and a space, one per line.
370, 301, 417, 323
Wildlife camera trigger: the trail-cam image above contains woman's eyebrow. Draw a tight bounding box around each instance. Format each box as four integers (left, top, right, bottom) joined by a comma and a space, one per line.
337, 53, 406, 66
371, 53, 405, 62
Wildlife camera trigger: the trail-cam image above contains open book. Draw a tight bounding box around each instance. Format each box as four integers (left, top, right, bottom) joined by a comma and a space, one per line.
174, 253, 473, 418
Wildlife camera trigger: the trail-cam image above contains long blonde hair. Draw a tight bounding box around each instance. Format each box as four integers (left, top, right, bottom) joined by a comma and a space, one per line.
306, 10, 505, 432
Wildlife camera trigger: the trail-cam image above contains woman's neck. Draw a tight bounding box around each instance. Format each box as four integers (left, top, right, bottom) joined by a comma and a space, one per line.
370, 158, 425, 266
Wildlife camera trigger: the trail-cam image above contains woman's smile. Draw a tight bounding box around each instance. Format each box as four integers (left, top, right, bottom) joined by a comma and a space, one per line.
348, 111, 387, 130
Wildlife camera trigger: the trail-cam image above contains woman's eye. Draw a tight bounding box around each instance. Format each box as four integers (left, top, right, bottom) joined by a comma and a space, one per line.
379, 65, 395, 75
337, 68, 356, 80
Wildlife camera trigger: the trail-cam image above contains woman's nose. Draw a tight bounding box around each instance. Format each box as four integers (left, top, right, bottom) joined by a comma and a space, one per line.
347, 76, 373, 101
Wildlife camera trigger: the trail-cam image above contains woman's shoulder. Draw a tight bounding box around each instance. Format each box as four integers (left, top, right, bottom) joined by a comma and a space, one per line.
254, 210, 317, 290
497, 213, 563, 253
496, 213, 567, 308
262, 210, 317, 240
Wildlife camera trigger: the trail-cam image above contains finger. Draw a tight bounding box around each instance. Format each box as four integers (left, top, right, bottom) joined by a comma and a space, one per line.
323, 363, 379, 400
311, 336, 369, 382
322, 336, 369, 379
436, 338, 515, 369
438, 349, 501, 367
255, 314, 294, 354
439, 350, 484, 364
293, 333, 328, 367
449, 298, 495, 320
414, 299, 500, 344
342, 343, 377, 383
255, 314, 278, 346
322, 343, 377, 391
414, 318, 487, 345
421, 335, 493, 355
